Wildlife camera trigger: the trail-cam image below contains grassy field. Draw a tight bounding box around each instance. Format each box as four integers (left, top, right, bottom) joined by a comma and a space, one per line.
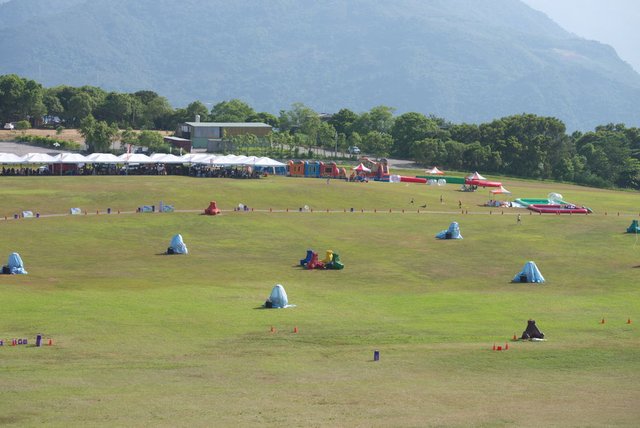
0, 174, 639, 427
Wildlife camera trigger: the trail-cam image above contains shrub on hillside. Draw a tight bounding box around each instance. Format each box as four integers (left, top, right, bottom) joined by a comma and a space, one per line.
16, 135, 81, 151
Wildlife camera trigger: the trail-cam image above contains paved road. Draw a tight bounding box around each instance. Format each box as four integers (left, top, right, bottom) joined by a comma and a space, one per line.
0, 142, 70, 155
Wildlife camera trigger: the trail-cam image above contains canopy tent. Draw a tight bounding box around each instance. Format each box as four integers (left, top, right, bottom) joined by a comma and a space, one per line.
167, 234, 188, 255
264, 284, 294, 308
466, 171, 486, 180
118, 153, 153, 163
490, 186, 512, 194
2, 252, 27, 274
521, 319, 545, 340
512, 261, 545, 283
253, 157, 286, 167
627, 220, 640, 233
21, 153, 57, 163
148, 153, 185, 164
53, 153, 88, 164
85, 153, 121, 163
436, 222, 463, 239
0, 153, 25, 164
353, 163, 371, 173
425, 166, 445, 175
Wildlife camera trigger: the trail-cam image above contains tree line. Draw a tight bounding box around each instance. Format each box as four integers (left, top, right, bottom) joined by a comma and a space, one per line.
1, 74, 639, 189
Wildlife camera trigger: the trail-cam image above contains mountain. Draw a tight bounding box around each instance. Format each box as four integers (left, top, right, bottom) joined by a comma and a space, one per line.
0, 0, 638, 131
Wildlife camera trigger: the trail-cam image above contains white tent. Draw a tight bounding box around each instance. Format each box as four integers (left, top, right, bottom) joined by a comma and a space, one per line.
353, 163, 371, 172
21, 153, 57, 163
85, 153, 121, 163
467, 171, 486, 180
53, 153, 88, 163
490, 186, 511, 194
118, 153, 153, 163
149, 153, 185, 164
0, 153, 25, 164
425, 167, 445, 175
254, 157, 286, 167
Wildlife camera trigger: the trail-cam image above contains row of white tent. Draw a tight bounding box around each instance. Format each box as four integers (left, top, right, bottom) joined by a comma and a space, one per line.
0, 152, 286, 167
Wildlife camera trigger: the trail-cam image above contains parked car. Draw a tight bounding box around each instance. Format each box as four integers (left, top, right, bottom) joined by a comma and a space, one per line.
3, 122, 15, 130
348, 146, 361, 154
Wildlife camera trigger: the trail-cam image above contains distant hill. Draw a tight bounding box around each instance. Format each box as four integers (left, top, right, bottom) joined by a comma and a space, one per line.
0, 0, 639, 131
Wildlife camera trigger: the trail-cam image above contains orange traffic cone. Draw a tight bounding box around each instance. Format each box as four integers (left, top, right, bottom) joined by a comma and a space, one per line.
627, 318, 632, 324
512, 333, 517, 341
505, 343, 509, 350
47, 339, 53, 346
492, 343, 496, 351
270, 326, 276, 333
293, 327, 298, 333
600, 318, 606, 324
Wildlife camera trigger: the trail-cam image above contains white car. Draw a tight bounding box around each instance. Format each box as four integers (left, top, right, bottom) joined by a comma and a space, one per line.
3, 123, 15, 130
348, 146, 361, 154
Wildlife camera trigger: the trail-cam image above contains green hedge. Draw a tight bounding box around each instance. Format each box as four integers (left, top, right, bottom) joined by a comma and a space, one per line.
14, 135, 82, 151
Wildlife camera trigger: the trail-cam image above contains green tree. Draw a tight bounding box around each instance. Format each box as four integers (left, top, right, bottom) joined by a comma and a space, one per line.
390, 112, 440, 157
247, 111, 279, 128
96, 92, 135, 127
329, 108, 358, 136
210, 99, 255, 122
0, 74, 46, 121
80, 115, 119, 153
66, 92, 96, 126
361, 131, 393, 158
185, 101, 210, 122
352, 105, 395, 135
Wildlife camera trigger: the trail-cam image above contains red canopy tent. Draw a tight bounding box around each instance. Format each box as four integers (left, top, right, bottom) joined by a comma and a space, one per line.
425, 167, 445, 175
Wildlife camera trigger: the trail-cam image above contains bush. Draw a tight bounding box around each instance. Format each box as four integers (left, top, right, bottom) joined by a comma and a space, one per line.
15, 135, 81, 151
15, 120, 31, 130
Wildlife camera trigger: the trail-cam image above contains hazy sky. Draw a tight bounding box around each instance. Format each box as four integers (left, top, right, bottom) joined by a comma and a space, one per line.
522, 0, 640, 73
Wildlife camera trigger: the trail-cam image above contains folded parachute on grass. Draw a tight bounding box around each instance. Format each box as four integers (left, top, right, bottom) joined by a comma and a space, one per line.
264, 284, 295, 308
167, 234, 188, 255
2, 252, 27, 274
436, 222, 463, 239
513, 261, 545, 283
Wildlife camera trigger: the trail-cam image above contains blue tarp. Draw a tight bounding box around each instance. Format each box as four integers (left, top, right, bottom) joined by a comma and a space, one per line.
6, 252, 27, 274
436, 222, 463, 239
267, 284, 291, 308
513, 261, 545, 283
168, 234, 188, 254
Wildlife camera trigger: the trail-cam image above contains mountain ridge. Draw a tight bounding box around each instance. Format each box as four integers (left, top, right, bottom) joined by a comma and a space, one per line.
0, 0, 638, 130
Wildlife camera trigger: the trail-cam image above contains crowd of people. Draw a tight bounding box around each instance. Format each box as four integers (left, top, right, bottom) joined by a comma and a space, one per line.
0, 164, 264, 178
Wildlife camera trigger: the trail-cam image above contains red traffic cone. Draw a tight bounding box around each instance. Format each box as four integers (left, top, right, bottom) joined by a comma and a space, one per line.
293, 327, 298, 333
505, 343, 509, 350
492, 343, 496, 351
47, 339, 53, 346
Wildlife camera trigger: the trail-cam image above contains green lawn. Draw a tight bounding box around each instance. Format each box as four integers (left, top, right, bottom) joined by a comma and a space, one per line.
0, 174, 639, 427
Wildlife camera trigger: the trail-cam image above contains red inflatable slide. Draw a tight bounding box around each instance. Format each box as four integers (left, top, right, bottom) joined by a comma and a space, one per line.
400, 176, 427, 184
527, 204, 589, 214
464, 179, 502, 188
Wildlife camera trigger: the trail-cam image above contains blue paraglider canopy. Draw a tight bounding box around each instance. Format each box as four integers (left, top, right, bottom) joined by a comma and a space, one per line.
168, 234, 188, 254
436, 222, 462, 239
513, 261, 545, 283
4, 252, 27, 274
265, 284, 294, 308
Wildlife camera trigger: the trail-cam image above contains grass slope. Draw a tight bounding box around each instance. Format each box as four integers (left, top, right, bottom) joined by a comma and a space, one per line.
0, 174, 639, 426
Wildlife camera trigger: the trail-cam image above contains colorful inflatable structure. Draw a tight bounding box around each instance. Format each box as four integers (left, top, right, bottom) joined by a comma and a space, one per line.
204, 201, 221, 215
358, 157, 390, 181
436, 222, 463, 239
515, 193, 591, 214
1, 252, 27, 274
512, 261, 545, 283
287, 160, 347, 179
464, 171, 502, 188
299, 249, 344, 270
627, 220, 640, 233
